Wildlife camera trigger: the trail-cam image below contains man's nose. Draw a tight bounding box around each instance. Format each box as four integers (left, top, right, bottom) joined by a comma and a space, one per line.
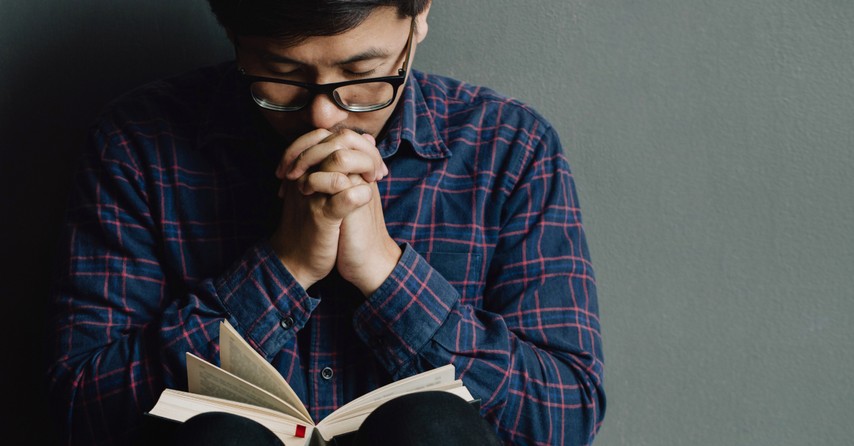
305, 92, 349, 130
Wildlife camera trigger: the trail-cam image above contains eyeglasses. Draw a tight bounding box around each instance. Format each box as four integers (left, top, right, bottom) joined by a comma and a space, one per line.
240, 18, 415, 113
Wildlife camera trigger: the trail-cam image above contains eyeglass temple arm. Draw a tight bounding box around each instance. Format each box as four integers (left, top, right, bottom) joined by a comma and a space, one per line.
400, 17, 416, 75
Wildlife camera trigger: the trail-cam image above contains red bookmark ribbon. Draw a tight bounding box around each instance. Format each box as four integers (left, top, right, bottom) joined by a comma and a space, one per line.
295, 424, 307, 438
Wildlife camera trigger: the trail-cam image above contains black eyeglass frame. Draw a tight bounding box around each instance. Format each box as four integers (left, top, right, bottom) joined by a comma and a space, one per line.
239, 18, 415, 113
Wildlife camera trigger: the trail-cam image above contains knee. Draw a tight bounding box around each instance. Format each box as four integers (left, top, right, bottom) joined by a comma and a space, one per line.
170, 412, 284, 446
354, 391, 502, 446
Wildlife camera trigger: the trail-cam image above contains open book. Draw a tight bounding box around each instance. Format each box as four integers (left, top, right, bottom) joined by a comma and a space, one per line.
147, 320, 474, 446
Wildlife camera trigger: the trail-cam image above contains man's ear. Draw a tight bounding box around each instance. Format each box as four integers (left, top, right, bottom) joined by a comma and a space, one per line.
414, 1, 431, 43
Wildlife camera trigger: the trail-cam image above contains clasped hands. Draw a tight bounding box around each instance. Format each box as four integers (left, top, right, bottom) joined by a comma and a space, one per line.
270, 128, 402, 297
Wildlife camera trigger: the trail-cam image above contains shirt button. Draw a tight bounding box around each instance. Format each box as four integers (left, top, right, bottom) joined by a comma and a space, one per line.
280, 317, 295, 330
320, 367, 334, 380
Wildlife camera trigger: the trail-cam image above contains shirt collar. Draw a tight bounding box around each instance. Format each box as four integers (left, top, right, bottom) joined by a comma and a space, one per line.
376, 70, 451, 160
197, 64, 450, 160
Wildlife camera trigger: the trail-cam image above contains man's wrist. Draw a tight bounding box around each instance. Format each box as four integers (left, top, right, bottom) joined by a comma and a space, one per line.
353, 241, 402, 297
278, 257, 316, 291
269, 237, 319, 290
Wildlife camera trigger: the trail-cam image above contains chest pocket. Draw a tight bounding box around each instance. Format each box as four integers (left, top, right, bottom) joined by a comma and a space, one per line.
423, 251, 483, 289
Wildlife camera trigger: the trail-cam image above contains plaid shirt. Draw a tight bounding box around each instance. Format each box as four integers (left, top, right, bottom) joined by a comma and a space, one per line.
48, 62, 605, 445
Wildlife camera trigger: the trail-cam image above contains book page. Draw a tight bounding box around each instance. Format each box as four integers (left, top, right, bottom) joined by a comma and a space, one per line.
322, 383, 472, 426
322, 364, 457, 425
187, 353, 311, 424
316, 386, 474, 440
219, 320, 312, 423
149, 389, 313, 446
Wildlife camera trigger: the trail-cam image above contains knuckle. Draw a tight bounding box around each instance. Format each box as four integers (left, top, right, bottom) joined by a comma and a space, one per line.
290, 152, 308, 172
300, 174, 314, 190
328, 149, 349, 168
335, 129, 364, 150
337, 188, 361, 209
332, 136, 349, 152
338, 128, 358, 139
343, 130, 370, 150
310, 200, 327, 219
296, 149, 309, 163
316, 129, 335, 144
330, 173, 348, 191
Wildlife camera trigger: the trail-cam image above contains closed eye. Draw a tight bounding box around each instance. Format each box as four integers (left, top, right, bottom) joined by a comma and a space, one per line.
345, 67, 379, 77
261, 65, 304, 79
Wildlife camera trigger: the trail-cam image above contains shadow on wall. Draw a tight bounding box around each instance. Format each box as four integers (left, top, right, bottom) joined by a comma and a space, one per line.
0, 5, 231, 444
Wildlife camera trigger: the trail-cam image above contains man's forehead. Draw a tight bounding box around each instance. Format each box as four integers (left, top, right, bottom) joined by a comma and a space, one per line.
251, 40, 394, 67
239, 7, 409, 65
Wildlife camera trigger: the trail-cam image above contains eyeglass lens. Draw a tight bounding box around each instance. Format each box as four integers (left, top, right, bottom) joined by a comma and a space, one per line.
250, 81, 396, 112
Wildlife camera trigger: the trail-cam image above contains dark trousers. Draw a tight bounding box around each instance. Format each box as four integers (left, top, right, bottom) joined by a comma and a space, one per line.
162, 391, 503, 446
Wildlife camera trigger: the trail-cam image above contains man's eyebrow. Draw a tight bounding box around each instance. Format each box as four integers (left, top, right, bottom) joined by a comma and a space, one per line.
336, 48, 391, 65
258, 47, 391, 66
260, 51, 301, 65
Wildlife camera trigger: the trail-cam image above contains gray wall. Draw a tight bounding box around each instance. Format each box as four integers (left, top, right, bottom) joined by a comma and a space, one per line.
2, 1, 852, 445
417, 2, 854, 445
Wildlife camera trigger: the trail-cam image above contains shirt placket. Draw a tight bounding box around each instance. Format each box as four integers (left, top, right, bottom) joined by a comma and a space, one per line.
307, 287, 344, 422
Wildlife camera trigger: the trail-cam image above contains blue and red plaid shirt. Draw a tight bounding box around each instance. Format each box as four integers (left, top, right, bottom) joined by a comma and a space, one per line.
48, 61, 605, 445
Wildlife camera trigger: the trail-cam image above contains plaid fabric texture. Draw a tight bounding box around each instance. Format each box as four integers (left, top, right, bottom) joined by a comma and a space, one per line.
47, 62, 605, 445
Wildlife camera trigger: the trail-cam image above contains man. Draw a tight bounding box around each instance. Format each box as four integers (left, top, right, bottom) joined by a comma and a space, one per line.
46, 1, 605, 445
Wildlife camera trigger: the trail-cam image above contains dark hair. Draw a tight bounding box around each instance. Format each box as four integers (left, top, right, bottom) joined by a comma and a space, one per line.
206, 0, 429, 43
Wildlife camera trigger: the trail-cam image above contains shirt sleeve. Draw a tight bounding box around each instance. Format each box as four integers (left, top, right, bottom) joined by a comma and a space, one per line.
352, 125, 605, 446
45, 118, 315, 445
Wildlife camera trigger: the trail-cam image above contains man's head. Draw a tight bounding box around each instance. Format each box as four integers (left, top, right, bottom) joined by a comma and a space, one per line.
207, 0, 431, 43
206, 0, 432, 142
